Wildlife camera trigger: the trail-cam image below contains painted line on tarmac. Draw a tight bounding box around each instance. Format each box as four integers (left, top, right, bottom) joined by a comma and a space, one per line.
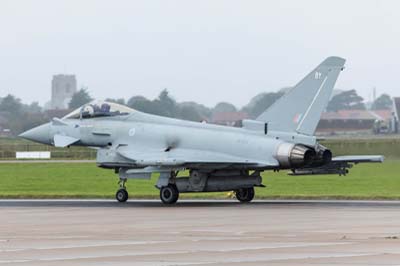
0, 199, 400, 205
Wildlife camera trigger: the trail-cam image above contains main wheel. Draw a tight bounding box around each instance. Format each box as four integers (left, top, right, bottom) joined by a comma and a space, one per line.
235, 187, 255, 203
160, 184, 179, 204
116, 188, 129, 202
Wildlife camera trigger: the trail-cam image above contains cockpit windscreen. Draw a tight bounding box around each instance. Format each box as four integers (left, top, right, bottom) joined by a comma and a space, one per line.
63, 101, 133, 119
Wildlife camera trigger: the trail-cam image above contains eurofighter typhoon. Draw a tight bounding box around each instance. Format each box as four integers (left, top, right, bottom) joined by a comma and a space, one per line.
20, 57, 383, 204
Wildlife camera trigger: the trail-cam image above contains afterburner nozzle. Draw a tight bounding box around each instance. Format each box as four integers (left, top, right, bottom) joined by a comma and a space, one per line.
275, 142, 316, 168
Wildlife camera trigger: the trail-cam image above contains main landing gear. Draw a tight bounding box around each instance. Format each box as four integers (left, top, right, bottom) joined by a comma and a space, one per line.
159, 184, 179, 204
234, 187, 255, 203
116, 178, 128, 202
114, 169, 257, 204
157, 171, 180, 204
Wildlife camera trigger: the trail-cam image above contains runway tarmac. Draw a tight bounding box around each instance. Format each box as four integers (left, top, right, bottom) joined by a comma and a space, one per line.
1, 200, 400, 265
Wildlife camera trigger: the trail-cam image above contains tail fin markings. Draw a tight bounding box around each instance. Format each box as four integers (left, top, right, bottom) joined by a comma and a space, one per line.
256, 56, 346, 136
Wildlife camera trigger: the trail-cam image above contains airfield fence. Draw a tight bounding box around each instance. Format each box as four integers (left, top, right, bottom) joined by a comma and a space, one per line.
0, 143, 96, 160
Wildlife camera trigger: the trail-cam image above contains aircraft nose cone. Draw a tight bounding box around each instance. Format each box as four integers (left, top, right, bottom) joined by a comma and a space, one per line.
19, 123, 51, 144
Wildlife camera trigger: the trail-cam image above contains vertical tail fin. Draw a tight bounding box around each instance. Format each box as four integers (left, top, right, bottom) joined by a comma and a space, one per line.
256, 56, 345, 136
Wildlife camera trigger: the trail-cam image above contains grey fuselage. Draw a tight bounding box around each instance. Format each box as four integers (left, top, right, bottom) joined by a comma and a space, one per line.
46, 110, 318, 171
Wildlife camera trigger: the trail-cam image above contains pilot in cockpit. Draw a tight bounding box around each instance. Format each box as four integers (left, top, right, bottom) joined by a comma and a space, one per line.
82, 105, 95, 118
82, 103, 112, 118
64, 101, 131, 120
100, 103, 111, 113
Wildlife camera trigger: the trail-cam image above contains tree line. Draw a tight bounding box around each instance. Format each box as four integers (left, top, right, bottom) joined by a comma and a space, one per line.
0, 88, 394, 135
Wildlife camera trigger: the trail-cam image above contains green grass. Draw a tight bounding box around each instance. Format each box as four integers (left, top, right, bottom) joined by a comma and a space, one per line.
321, 138, 400, 160
0, 161, 399, 199
261, 161, 400, 199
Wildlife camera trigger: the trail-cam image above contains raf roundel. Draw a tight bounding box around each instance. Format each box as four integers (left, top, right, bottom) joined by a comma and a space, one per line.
128, 128, 136, 137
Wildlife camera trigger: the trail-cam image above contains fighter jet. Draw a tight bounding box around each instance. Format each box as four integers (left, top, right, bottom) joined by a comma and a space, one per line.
20, 56, 383, 204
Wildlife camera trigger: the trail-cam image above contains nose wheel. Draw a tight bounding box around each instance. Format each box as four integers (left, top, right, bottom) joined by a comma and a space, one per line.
116, 178, 128, 202
116, 188, 128, 202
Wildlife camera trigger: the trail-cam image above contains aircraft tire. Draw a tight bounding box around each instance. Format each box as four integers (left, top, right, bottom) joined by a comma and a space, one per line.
116, 188, 129, 202
235, 187, 255, 203
160, 184, 179, 204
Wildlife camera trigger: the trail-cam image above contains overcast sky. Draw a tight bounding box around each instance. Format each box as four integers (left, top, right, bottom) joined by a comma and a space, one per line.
0, 0, 399, 108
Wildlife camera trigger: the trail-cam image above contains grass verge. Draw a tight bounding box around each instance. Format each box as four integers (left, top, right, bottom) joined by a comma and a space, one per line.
0, 161, 399, 199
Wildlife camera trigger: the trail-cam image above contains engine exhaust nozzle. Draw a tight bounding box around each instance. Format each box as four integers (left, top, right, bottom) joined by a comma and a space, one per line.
275, 143, 316, 168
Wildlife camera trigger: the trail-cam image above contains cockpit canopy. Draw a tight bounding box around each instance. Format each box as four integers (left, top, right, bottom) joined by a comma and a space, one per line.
63, 101, 134, 119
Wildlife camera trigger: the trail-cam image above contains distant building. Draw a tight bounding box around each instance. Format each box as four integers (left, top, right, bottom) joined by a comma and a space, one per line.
51, 74, 77, 109
316, 109, 393, 136
0, 113, 11, 136
211, 112, 249, 126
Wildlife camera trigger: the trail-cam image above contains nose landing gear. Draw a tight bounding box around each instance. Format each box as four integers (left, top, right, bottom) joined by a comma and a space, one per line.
116, 178, 128, 202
